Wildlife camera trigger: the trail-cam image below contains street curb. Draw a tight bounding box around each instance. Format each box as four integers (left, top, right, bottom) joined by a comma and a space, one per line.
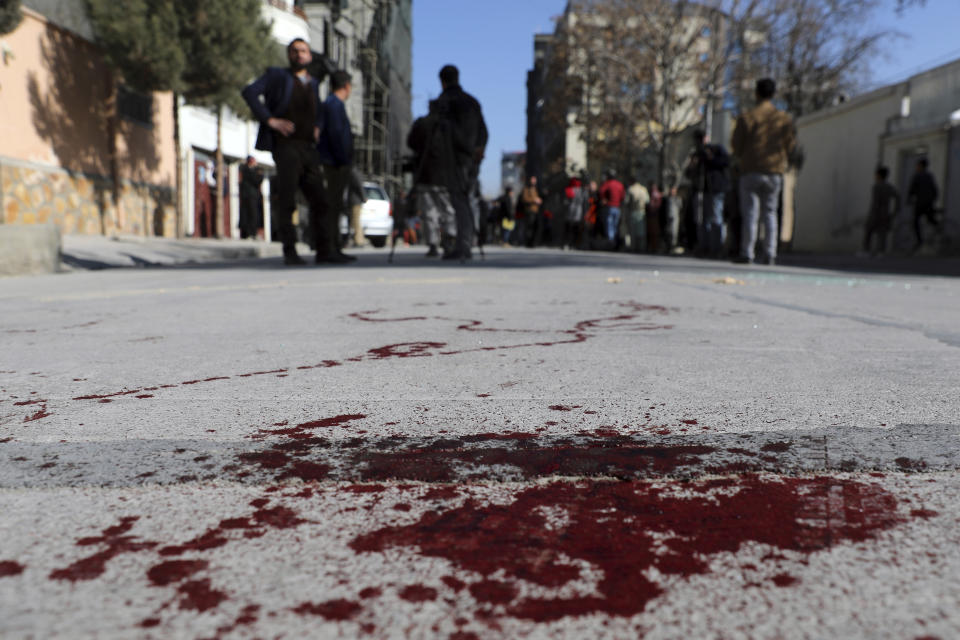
0, 224, 61, 277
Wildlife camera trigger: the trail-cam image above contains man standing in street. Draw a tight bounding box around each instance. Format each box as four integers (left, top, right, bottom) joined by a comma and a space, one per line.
731, 78, 796, 265
317, 70, 357, 263
241, 38, 330, 266
686, 130, 730, 259
599, 169, 625, 248
407, 98, 458, 257
434, 65, 488, 260
238, 156, 264, 240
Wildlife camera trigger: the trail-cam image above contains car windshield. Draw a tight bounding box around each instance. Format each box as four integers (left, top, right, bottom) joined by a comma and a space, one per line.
363, 186, 388, 201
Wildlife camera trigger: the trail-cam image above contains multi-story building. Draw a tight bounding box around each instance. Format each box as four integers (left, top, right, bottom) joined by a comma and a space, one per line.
526, 1, 736, 188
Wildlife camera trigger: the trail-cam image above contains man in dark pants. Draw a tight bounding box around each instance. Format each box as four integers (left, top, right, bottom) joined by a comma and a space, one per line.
242, 38, 333, 265
238, 156, 264, 239
908, 158, 939, 253
317, 70, 357, 263
434, 65, 488, 260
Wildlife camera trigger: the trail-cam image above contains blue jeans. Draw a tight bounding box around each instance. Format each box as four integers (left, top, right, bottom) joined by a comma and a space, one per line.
739, 173, 782, 260
605, 206, 621, 243
699, 193, 726, 257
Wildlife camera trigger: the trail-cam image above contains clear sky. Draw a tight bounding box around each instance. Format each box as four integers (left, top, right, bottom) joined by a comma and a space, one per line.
411, 0, 959, 197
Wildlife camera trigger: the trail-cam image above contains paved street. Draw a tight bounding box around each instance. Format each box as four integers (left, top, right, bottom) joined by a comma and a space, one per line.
2, 246, 959, 639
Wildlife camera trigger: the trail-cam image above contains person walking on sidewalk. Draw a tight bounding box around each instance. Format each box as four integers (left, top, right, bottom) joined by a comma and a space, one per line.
908, 158, 940, 253
316, 70, 357, 263
241, 38, 330, 266
731, 78, 796, 265
862, 166, 900, 256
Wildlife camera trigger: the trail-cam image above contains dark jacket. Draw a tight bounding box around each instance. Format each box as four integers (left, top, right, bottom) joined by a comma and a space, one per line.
434, 85, 488, 173
317, 93, 353, 167
241, 67, 323, 152
407, 101, 457, 188
908, 171, 939, 209
686, 144, 731, 193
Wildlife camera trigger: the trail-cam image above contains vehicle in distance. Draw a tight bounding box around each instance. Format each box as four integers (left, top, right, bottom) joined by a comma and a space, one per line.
341, 182, 393, 248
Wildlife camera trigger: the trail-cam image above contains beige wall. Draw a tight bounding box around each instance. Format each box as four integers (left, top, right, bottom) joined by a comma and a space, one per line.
0, 9, 176, 236
793, 86, 905, 253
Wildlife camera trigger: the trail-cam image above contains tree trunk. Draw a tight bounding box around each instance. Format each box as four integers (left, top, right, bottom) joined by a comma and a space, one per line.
106, 76, 121, 234
174, 93, 182, 238
215, 106, 224, 238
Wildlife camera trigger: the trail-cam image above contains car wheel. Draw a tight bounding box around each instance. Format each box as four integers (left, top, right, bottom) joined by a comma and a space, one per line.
369, 236, 386, 248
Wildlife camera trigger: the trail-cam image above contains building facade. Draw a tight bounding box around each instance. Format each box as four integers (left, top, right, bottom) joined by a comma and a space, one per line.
794, 59, 960, 254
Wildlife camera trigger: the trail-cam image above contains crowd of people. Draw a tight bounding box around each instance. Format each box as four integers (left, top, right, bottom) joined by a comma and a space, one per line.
242, 43, 943, 267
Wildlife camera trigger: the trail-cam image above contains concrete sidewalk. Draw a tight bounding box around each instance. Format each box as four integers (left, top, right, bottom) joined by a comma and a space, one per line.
59, 234, 295, 270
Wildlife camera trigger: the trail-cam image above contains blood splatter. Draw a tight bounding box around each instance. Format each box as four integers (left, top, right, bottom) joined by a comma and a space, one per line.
352, 476, 906, 622
0, 561, 24, 577
293, 599, 362, 620
23, 404, 52, 422
895, 457, 927, 471
367, 342, 447, 360
354, 437, 716, 483
147, 559, 209, 586
49, 517, 156, 582
771, 573, 799, 587
761, 442, 791, 453
178, 578, 228, 612
399, 584, 438, 602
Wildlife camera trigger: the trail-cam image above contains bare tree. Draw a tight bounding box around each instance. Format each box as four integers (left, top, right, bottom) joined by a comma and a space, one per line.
540, 0, 927, 185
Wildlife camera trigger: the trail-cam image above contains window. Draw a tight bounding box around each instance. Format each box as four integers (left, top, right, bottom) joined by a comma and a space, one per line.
117, 84, 153, 128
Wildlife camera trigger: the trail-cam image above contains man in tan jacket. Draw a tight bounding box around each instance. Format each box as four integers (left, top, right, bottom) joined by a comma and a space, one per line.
731, 78, 796, 264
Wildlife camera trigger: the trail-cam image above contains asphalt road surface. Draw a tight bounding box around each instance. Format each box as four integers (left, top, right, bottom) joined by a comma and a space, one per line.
2, 246, 958, 639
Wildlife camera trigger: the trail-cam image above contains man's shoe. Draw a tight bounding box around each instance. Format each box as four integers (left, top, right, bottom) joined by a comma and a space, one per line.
732, 256, 752, 264
761, 256, 777, 265
284, 254, 307, 266
315, 253, 351, 264
337, 251, 358, 262
425, 245, 439, 258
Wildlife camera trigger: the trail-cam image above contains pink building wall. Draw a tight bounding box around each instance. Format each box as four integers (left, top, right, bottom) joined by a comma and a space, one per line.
0, 8, 177, 236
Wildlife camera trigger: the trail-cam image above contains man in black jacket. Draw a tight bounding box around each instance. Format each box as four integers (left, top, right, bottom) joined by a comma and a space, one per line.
685, 129, 730, 259
433, 65, 488, 260
241, 39, 329, 265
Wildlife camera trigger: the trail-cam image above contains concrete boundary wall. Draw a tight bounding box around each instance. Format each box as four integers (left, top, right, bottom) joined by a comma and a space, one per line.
1, 156, 175, 238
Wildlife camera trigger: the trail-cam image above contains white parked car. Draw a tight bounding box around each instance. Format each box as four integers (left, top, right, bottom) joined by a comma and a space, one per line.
340, 182, 393, 248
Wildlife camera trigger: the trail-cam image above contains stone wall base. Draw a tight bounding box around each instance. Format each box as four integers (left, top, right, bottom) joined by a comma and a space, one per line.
1, 159, 175, 238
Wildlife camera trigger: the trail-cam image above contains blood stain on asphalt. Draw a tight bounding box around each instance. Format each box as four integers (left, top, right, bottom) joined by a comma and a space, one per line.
23, 404, 52, 422
399, 584, 439, 602
895, 457, 927, 471
0, 561, 25, 577
49, 517, 157, 582
352, 475, 905, 622
353, 438, 716, 483
147, 559, 209, 586
292, 599, 363, 620
178, 578, 228, 612
761, 442, 791, 453
771, 573, 799, 587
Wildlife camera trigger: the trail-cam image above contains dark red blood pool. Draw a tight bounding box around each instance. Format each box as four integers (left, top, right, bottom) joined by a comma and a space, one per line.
352, 476, 905, 622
